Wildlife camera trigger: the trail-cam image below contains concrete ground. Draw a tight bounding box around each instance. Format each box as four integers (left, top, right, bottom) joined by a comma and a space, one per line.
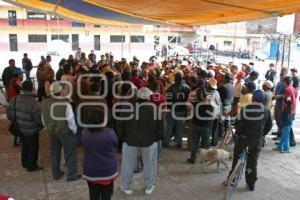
0, 112, 300, 200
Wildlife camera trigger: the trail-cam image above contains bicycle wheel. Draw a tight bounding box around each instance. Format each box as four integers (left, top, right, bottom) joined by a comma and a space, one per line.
223, 158, 245, 200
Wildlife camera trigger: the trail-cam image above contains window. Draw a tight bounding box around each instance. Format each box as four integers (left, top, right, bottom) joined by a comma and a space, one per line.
27, 11, 46, 19
130, 35, 145, 43
110, 35, 125, 43
72, 34, 79, 50
168, 36, 181, 43
94, 25, 101, 28
9, 34, 18, 51
51, 34, 69, 43
8, 10, 17, 26
71, 21, 85, 27
28, 34, 47, 43
94, 35, 100, 50
223, 41, 232, 46
203, 35, 207, 42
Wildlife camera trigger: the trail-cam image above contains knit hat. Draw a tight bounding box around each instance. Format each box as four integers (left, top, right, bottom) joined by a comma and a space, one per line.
253, 90, 265, 103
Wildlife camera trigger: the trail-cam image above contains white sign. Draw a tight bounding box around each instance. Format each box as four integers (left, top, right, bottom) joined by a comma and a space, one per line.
276, 14, 295, 34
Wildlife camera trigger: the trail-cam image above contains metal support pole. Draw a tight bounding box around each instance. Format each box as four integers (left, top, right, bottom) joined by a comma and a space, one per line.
281, 35, 286, 68
275, 34, 281, 70
232, 23, 237, 62
287, 35, 291, 69
121, 26, 124, 59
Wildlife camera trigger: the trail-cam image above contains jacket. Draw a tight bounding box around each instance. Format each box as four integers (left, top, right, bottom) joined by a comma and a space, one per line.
41, 97, 76, 136
1, 66, 15, 89
116, 100, 165, 147
7, 91, 43, 136
236, 103, 272, 137
166, 81, 191, 113
82, 128, 118, 181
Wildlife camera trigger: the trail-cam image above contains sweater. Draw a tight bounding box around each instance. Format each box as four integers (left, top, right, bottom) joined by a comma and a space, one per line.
82, 128, 118, 181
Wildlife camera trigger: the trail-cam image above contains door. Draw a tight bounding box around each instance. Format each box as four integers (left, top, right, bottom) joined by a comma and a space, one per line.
72, 34, 79, 51
9, 34, 18, 51
8, 10, 17, 26
94, 35, 100, 51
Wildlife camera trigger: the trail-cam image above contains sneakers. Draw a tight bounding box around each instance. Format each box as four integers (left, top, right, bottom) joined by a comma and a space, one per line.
145, 186, 155, 195
280, 150, 291, 153
121, 185, 132, 195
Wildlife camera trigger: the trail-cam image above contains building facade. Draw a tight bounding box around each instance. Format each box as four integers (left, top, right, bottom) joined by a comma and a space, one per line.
0, 2, 196, 61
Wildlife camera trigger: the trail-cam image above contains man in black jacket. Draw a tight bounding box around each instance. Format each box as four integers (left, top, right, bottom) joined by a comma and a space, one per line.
7, 81, 43, 171
227, 89, 272, 191
2, 59, 16, 90
22, 53, 33, 81
163, 71, 190, 148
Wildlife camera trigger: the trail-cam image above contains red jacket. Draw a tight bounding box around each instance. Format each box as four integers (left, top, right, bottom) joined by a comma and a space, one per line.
7, 78, 22, 102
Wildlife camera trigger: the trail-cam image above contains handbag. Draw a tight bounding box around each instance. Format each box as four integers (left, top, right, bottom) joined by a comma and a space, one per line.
9, 96, 22, 136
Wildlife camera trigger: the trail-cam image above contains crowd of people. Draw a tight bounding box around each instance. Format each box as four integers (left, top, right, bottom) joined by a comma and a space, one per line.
1, 48, 299, 200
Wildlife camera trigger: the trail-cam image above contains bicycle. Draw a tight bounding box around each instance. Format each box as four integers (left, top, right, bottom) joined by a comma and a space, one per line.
218, 120, 235, 149
223, 147, 248, 200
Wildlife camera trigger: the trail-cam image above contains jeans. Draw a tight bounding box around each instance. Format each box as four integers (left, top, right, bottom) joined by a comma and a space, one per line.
87, 182, 113, 200
25, 70, 31, 81
190, 125, 210, 161
157, 141, 162, 159
278, 125, 292, 151
121, 143, 157, 190
164, 112, 186, 146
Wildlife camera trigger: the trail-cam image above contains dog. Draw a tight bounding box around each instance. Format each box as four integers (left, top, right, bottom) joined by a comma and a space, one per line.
197, 148, 233, 173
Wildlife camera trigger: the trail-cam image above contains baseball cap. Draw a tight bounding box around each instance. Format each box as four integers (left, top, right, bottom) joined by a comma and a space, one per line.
290, 68, 298, 72
250, 70, 259, 78
253, 90, 265, 103
13, 68, 24, 76
137, 87, 153, 100
244, 81, 256, 92
237, 71, 246, 79
224, 72, 233, 81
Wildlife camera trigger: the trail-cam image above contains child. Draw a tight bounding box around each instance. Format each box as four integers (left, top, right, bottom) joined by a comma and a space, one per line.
275, 97, 293, 153
82, 109, 118, 200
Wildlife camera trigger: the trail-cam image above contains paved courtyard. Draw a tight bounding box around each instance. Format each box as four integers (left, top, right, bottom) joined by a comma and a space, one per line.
0, 112, 300, 200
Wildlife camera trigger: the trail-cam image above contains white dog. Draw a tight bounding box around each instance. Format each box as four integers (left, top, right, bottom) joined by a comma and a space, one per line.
197, 148, 232, 173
